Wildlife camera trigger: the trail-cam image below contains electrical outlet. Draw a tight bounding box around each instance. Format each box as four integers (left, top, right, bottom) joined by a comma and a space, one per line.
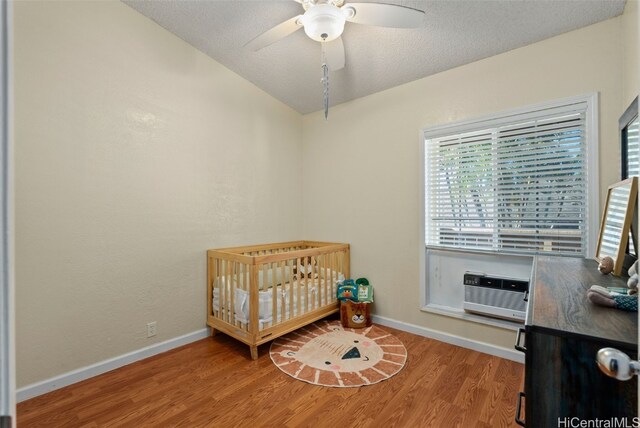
147, 321, 157, 338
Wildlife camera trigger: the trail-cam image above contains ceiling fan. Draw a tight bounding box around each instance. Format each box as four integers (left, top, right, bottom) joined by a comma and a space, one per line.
246, 0, 425, 118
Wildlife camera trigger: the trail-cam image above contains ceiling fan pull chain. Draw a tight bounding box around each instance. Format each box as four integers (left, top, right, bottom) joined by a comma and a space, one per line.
321, 44, 329, 120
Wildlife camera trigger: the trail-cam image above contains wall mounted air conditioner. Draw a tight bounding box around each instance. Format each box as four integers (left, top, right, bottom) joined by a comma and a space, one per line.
463, 272, 529, 323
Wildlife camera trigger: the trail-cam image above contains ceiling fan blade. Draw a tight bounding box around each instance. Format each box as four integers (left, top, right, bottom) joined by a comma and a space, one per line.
245, 15, 303, 51
324, 37, 345, 71
342, 3, 425, 28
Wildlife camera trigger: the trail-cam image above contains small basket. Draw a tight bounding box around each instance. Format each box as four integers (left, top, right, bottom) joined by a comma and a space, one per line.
340, 300, 372, 329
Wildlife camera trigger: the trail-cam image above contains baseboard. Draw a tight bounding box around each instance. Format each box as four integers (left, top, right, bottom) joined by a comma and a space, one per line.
16, 328, 210, 402
371, 315, 524, 364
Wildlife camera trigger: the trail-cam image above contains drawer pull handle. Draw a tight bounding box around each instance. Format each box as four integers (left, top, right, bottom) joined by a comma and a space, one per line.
514, 327, 526, 353
515, 391, 526, 427
523, 289, 529, 302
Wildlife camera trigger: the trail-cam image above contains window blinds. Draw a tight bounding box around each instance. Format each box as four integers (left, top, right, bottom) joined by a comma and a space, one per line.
425, 101, 590, 256
627, 117, 639, 178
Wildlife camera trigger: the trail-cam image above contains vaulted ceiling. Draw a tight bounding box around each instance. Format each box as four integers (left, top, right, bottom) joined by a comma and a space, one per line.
124, 0, 626, 114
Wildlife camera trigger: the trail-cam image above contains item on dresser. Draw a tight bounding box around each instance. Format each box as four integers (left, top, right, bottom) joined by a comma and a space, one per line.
587, 284, 638, 312
595, 177, 638, 276
207, 241, 350, 360
598, 256, 614, 274
628, 261, 638, 294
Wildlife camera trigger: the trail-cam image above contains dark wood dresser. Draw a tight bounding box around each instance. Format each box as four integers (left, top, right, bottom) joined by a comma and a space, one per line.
516, 256, 637, 427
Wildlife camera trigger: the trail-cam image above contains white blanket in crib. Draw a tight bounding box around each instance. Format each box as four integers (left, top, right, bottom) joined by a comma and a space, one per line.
212, 273, 343, 325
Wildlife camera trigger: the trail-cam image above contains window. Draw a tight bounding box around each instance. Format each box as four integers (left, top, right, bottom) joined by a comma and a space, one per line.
424, 95, 597, 257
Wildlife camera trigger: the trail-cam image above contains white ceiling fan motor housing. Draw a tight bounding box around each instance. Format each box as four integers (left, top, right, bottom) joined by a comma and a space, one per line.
300, 4, 346, 42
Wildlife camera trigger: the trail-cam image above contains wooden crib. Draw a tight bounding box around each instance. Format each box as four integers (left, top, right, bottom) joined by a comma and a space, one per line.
207, 241, 350, 359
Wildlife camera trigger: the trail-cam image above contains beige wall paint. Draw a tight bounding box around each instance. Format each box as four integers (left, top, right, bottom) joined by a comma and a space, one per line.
302, 17, 624, 350
14, 0, 636, 389
14, 1, 302, 387
622, 0, 639, 108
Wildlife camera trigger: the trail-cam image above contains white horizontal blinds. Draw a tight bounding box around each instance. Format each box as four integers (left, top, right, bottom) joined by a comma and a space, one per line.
426, 130, 496, 251
627, 117, 639, 178
426, 100, 589, 256
495, 112, 586, 255
624, 118, 638, 255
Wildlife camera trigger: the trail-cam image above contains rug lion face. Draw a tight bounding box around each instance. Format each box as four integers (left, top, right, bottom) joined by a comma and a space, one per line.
270, 320, 407, 387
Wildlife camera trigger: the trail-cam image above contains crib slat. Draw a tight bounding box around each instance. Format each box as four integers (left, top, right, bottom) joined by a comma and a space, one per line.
262, 260, 278, 325
308, 257, 312, 311
313, 256, 324, 309
279, 260, 287, 322
236, 263, 242, 329
249, 264, 259, 335
330, 252, 335, 295
287, 260, 304, 315
307, 257, 316, 311
278, 261, 294, 319
308, 258, 312, 312
325, 254, 329, 303
220, 260, 225, 323
319, 255, 325, 307
226, 260, 233, 324
209, 256, 215, 319
293, 258, 302, 311
217, 258, 222, 316
245, 263, 249, 292
263, 262, 268, 328
262, 262, 267, 292
304, 257, 315, 311
230, 261, 236, 325
218, 259, 223, 321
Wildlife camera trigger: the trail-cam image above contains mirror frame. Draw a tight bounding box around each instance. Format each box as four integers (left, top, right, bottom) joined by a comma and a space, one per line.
596, 177, 638, 276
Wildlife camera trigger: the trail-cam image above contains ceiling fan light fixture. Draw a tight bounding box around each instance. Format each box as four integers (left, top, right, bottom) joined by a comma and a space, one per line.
300, 4, 345, 42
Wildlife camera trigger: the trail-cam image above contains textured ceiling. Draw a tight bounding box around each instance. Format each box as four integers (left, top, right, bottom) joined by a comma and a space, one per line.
124, 0, 626, 114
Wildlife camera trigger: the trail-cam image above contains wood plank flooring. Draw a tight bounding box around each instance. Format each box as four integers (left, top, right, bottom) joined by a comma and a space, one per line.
18, 322, 524, 427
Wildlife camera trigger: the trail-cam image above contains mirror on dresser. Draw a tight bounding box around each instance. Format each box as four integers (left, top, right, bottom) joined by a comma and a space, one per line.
620, 97, 639, 267
596, 177, 638, 276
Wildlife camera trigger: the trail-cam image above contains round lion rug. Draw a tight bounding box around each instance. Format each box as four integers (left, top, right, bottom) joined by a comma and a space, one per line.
269, 320, 407, 387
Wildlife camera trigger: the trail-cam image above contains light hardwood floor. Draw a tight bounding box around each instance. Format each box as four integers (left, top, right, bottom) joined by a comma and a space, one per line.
18, 322, 524, 427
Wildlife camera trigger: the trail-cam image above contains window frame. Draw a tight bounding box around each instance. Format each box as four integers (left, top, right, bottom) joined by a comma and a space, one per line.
620, 96, 638, 180
420, 93, 600, 259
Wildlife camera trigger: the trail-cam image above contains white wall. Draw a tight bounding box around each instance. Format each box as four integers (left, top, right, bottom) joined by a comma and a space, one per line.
622, 0, 639, 108
13, 0, 638, 391
14, 1, 303, 387
302, 17, 624, 350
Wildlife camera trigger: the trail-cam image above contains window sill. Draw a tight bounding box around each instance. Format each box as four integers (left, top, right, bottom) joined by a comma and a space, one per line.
421, 303, 522, 331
